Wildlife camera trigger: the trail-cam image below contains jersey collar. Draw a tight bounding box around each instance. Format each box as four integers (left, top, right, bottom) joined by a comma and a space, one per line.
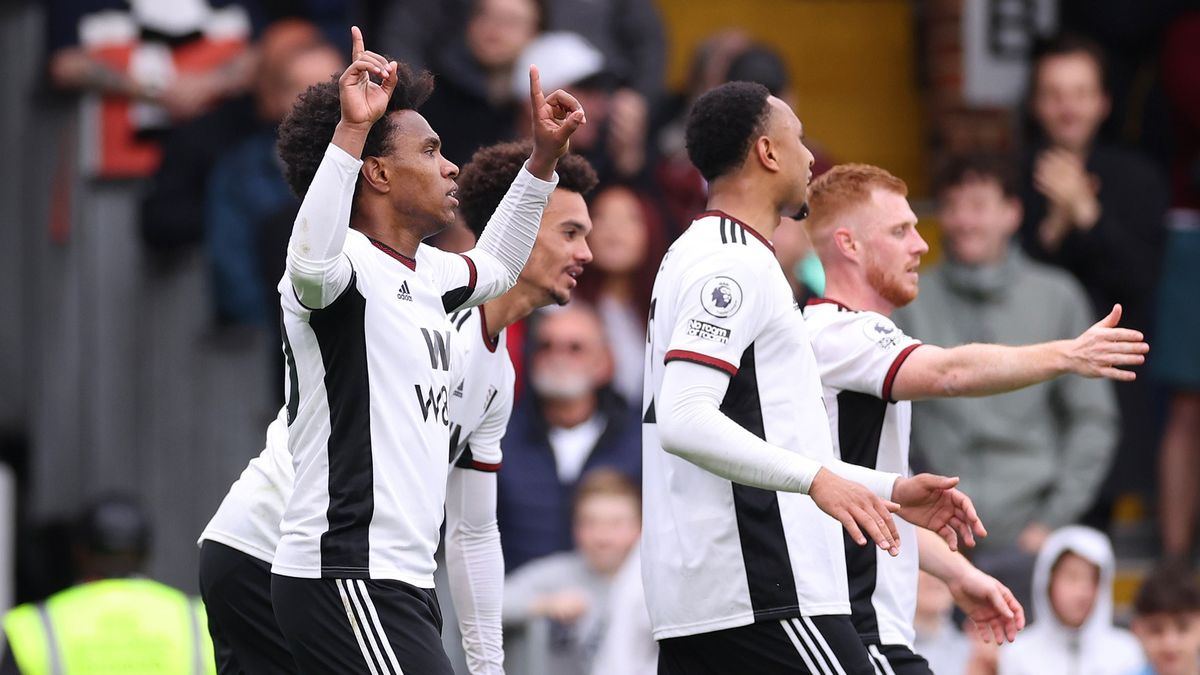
368, 237, 418, 271
805, 297, 856, 312
694, 210, 776, 253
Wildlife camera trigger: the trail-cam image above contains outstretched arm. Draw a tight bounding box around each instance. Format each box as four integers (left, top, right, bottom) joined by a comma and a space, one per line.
890, 304, 1147, 400
287, 27, 397, 309
443, 66, 586, 311
918, 528, 1025, 644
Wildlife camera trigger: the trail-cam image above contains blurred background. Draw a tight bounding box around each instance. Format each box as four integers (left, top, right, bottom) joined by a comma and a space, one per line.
0, 0, 1197, 673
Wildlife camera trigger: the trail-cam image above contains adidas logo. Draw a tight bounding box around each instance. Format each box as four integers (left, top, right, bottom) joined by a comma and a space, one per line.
453, 381, 464, 398
396, 281, 412, 302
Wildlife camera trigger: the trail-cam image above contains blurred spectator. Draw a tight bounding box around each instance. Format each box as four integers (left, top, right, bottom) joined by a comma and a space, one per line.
141, 19, 325, 250
894, 154, 1117, 606
1021, 34, 1168, 514
380, 0, 665, 111
912, 571, 971, 675
419, 0, 541, 167
574, 183, 667, 405
1154, 11, 1200, 561
1129, 563, 1200, 675
0, 495, 216, 674
512, 32, 648, 184
205, 38, 344, 325
46, 0, 258, 178
496, 304, 641, 572
503, 469, 655, 675
998, 526, 1144, 675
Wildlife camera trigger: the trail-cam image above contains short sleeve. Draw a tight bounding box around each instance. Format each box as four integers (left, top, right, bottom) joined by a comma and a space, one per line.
664, 254, 772, 377
423, 246, 480, 313
807, 309, 922, 402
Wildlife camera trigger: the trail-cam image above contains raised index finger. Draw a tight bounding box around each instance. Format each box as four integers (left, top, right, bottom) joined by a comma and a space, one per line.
529, 64, 545, 111
351, 26, 365, 60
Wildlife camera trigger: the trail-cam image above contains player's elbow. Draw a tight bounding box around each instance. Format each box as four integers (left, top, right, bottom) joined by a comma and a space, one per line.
656, 401, 705, 461
449, 517, 500, 542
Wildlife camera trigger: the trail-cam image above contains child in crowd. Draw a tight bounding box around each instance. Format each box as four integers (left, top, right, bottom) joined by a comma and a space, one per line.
503, 468, 655, 675
999, 525, 1145, 675
1129, 564, 1200, 675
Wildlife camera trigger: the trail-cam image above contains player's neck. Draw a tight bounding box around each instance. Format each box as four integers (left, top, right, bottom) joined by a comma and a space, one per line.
705, 190, 782, 242
352, 203, 426, 259
481, 282, 544, 339
822, 276, 895, 317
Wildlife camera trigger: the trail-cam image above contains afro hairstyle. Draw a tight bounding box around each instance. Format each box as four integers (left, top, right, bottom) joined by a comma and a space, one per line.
277, 61, 435, 198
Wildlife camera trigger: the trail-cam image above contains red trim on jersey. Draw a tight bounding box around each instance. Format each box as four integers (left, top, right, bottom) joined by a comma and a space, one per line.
460, 253, 478, 293
882, 343, 923, 402
478, 304, 500, 353
693, 210, 776, 253
368, 238, 417, 270
805, 297, 855, 312
665, 349, 738, 376
469, 460, 502, 473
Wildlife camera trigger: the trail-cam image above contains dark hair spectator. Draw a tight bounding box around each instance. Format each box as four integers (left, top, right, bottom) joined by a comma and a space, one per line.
574, 182, 667, 403
934, 153, 1020, 199
1022, 30, 1170, 530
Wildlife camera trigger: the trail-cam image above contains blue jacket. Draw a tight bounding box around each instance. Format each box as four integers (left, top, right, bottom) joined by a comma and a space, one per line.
497, 389, 642, 572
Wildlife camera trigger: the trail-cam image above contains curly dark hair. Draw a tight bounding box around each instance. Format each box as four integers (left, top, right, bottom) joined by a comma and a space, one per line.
456, 140, 599, 238
277, 62, 435, 198
685, 81, 772, 183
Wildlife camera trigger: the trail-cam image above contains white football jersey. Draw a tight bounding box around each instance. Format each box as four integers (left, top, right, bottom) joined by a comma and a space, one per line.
803, 299, 923, 648
199, 307, 512, 564
446, 305, 515, 472
641, 211, 850, 640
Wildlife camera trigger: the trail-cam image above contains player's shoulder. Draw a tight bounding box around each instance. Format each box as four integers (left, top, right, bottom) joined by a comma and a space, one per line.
672, 221, 770, 283
415, 241, 461, 270
804, 299, 909, 346
449, 305, 509, 365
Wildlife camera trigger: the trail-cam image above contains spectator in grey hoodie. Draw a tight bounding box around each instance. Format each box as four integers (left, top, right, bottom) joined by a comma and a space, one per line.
894, 154, 1120, 609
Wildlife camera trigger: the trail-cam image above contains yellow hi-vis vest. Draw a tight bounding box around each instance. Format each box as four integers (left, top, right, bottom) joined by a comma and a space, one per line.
2, 578, 216, 675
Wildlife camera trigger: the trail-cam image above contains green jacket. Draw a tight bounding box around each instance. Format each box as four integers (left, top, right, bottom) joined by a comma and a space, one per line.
3, 578, 215, 675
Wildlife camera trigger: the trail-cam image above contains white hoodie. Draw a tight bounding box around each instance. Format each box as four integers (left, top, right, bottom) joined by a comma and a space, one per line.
999, 526, 1145, 675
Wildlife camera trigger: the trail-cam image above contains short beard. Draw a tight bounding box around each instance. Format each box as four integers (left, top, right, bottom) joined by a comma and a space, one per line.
866, 260, 917, 308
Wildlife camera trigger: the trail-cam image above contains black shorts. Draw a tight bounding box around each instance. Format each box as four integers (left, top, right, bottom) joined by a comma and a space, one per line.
866, 643, 932, 675
271, 573, 452, 675
658, 615, 877, 675
198, 540, 296, 675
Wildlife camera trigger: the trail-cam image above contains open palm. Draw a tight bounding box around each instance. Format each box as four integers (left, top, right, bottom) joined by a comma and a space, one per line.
339, 26, 397, 128
893, 474, 985, 551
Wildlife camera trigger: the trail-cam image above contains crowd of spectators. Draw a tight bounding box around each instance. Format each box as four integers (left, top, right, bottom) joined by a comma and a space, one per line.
33, 0, 1200, 673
